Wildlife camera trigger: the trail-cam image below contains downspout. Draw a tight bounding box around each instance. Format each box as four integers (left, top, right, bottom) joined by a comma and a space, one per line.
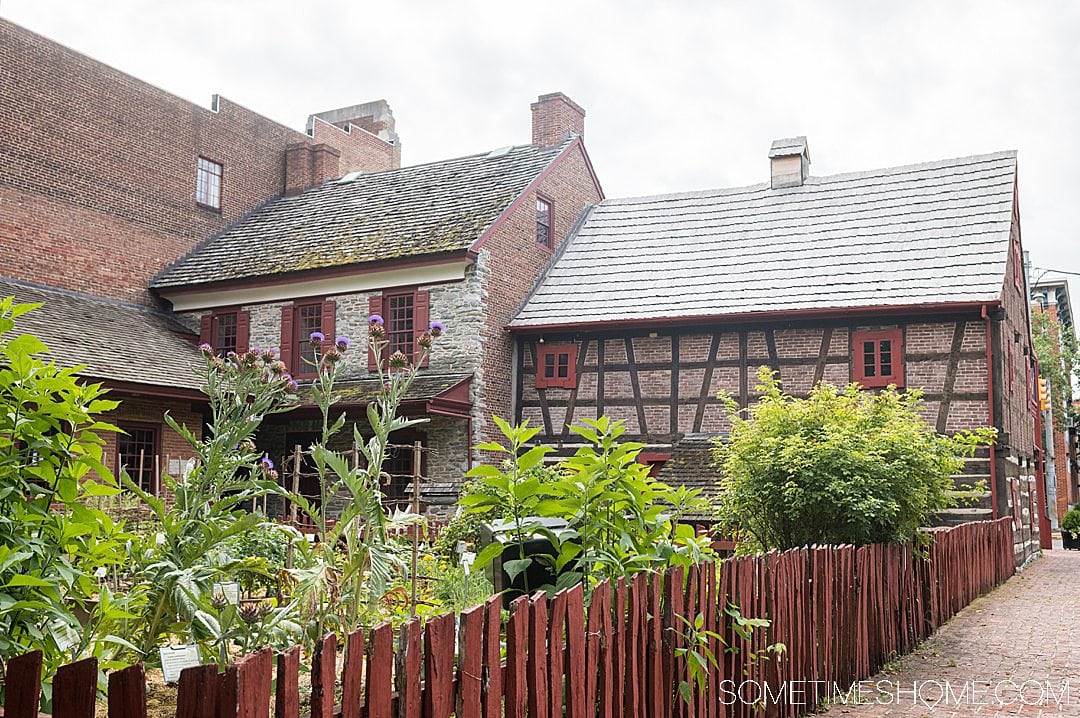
983, 304, 999, 517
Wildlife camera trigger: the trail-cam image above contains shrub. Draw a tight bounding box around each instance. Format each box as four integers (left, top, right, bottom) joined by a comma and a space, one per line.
713, 368, 996, 552
0, 298, 133, 698
1062, 506, 1080, 540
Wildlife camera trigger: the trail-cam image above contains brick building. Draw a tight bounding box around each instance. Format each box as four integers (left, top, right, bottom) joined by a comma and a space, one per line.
0, 18, 400, 485
150, 92, 604, 514
1030, 278, 1078, 526
511, 138, 1044, 563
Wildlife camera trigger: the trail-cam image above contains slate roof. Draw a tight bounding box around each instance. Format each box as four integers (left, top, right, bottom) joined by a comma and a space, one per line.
512, 151, 1018, 328
655, 433, 724, 521
0, 279, 203, 390
152, 141, 571, 289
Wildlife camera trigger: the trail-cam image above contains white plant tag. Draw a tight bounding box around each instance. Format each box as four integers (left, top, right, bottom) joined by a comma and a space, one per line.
159, 644, 201, 684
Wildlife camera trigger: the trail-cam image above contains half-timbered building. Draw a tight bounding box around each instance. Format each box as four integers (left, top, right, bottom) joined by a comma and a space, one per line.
511, 138, 1043, 563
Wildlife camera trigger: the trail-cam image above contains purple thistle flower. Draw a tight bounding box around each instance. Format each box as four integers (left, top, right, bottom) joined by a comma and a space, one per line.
428, 321, 445, 338
384, 381, 392, 391
369, 314, 384, 326
260, 456, 274, 471
335, 336, 350, 351
199, 343, 213, 355
309, 331, 325, 344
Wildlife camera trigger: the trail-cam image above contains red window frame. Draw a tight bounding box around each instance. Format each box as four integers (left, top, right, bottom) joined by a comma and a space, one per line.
367, 289, 430, 371
536, 343, 577, 389
385, 290, 417, 362
536, 195, 554, 250
211, 311, 238, 357
851, 329, 904, 388
293, 301, 324, 379
196, 157, 223, 211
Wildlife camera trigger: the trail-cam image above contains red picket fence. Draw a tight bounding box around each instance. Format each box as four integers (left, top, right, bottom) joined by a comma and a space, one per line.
1, 518, 1015, 718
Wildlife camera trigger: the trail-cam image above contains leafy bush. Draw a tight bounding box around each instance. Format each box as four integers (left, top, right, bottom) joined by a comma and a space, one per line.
0, 298, 134, 698
713, 368, 996, 552
463, 416, 714, 593
1062, 506, 1080, 540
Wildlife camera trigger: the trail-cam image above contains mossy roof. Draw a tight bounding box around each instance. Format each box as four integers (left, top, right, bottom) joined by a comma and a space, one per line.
152, 141, 569, 289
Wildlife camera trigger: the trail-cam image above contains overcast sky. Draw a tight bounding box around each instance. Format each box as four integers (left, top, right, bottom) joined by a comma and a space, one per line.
4, 0, 1079, 281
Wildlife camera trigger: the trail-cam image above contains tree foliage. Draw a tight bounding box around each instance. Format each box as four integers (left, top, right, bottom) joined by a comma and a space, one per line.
713, 368, 996, 552
0, 298, 134, 698
1031, 308, 1079, 424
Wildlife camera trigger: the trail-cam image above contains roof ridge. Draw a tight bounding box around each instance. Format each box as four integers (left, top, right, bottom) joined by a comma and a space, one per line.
598, 149, 1017, 208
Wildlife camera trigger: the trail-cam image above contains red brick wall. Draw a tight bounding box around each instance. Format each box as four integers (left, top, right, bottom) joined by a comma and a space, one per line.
100, 395, 203, 484
0, 18, 395, 305
478, 143, 602, 444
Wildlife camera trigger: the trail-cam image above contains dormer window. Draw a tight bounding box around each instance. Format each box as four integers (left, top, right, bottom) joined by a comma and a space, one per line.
196, 157, 222, 210
536, 196, 553, 249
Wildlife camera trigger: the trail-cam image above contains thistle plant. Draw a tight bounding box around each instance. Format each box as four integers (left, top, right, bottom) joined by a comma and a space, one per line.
124, 345, 299, 660
291, 317, 443, 638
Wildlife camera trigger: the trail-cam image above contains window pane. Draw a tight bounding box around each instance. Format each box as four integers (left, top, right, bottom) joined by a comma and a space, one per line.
879, 340, 892, 376
862, 340, 876, 377
196, 158, 222, 209
536, 198, 552, 246
557, 353, 569, 378
296, 304, 323, 373
118, 426, 157, 493
388, 294, 415, 360
544, 353, 555, 378
214, 313, 237, 356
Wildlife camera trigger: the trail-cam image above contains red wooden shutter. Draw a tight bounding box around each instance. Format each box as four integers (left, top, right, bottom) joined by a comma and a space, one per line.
199, 314, 212, 345
280, 305, 294, 373
321, 299, 336, 353
368, 294, 382, 371
236, 310, 251, 354
414, 290, 430, 367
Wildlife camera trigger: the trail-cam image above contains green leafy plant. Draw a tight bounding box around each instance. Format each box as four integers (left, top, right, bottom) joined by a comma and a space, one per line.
123, 344, 299, 660
0, 298, 135, 701
673, 602, 786, 706
1062, 506, 1080, 540
289, 318, 440, 639
713, 368, 997, 552
463, 416, 715, 594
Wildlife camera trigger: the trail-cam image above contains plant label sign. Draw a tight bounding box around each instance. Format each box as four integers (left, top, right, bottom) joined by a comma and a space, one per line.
212, 581, 241, 605
160, 645, 201, 684
48, 618, 79, 653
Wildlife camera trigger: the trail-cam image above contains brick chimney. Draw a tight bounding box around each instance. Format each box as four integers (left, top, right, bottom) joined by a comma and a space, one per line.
531, 92, 585, 148
284, 142, 341, 196
769, 136, 810, 189
310, 100, 401, 168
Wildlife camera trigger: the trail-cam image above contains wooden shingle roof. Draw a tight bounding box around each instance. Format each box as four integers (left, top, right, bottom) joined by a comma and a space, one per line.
153, 141, 570, 289
1, 279, 202, 390
512, 151, 1018, 328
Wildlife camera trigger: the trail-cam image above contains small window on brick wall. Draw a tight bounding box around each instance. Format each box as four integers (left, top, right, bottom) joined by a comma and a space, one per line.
536, 343, 577, 389
196, 157, 223, 210
851, 329, 904, 388
536, 195, 553, 249
117, 423, 160, 495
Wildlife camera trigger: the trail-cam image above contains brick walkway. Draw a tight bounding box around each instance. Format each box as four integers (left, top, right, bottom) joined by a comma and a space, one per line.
819, 550, 1080, 717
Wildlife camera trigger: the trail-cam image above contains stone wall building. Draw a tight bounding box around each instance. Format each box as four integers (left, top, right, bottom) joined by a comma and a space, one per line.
151, 93, 604, 515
